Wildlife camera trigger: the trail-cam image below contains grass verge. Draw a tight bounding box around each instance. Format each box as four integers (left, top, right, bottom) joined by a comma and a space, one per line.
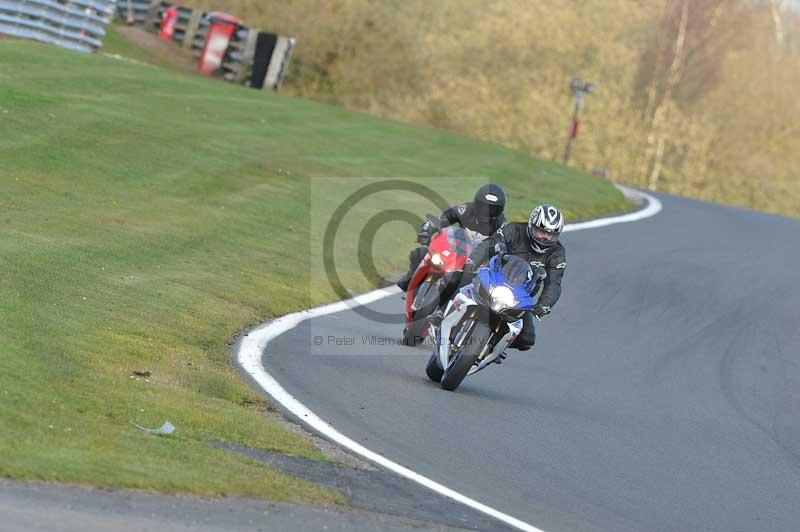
0, 39, 630, 501
100, 23, 198, 74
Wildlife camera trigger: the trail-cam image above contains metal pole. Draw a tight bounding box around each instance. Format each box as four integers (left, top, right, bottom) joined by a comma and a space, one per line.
562, 79, 593, 166
563, 93, 583, 165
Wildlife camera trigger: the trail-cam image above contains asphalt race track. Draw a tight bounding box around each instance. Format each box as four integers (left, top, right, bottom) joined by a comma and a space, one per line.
263, 192, 800, 532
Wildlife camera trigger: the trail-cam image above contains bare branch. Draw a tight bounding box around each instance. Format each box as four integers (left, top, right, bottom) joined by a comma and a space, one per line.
769, 0, 785, 45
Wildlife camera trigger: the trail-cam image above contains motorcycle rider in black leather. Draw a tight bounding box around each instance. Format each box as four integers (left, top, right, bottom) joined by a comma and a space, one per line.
396, 184, 507, 292
461, 204, 566, 352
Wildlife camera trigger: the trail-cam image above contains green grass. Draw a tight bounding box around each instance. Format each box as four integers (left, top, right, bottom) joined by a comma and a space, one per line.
100, 24, 167, 66
100, 23, 198, 73
0, 39, 630, 501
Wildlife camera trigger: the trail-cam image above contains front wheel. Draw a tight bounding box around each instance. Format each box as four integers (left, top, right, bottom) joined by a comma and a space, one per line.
441, 320, 491, 391
425, 352, 443, 382
403, 317, 428, 347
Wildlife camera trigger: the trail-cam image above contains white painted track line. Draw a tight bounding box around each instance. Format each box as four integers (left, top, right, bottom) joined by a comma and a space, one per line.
236, 186, 661, 532
564, 186, 662, 232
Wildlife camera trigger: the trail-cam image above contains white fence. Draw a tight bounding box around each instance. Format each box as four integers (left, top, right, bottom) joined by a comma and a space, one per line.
0, 0, 115, 52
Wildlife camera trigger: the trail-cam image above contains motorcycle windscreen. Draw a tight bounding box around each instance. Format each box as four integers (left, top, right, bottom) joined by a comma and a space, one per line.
480, 255, 537, 310
443, 226, 477, 257
502, 255, 533, 286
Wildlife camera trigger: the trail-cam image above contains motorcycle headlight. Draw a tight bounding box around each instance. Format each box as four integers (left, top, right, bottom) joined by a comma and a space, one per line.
490, 285, 516, 311
430, 253, 444, 267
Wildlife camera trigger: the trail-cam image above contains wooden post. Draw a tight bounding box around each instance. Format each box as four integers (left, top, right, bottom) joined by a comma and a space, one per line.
235, 29, 259, 83
144, 0, 163, 31
125, 0, 134, 24
182, 10, 202, 49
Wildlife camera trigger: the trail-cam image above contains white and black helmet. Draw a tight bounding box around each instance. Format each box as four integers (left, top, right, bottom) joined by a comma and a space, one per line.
527, 204, 564, 253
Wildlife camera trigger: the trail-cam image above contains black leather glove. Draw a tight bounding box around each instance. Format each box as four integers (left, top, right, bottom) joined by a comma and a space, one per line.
416, 221, 434, 245
461, 260, 477, 285
533, 305, 551, 318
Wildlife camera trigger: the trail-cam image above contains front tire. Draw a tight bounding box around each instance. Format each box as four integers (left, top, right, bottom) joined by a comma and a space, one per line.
441, 320, 491, 391
404, 317, 428, 347
425, 352, 443, 382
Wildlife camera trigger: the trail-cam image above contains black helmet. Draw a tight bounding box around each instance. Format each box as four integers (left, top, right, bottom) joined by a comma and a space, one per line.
527, 204, 564, 253
473, 184, 506, 224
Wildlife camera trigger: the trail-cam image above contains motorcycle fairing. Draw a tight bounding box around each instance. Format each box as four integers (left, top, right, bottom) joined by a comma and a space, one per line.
475, 255, 536, 312
434, 254, 537, 377
405, 227, 480, 331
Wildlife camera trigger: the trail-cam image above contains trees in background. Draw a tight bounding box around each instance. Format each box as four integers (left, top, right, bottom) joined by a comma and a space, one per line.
191, 0, 799, 216
633, 0, 799, 212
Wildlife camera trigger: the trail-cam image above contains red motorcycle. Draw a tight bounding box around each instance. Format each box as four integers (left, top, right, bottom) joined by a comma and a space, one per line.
403, 217, 480, 346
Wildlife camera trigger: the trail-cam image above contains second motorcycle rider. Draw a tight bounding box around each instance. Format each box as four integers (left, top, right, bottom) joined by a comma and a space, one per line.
396, 183, 507, 292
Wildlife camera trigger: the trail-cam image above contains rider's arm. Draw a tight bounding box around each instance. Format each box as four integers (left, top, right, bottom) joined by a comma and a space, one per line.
465, 225, 508, 274
538, 247, 566, 308
419, 205, 460, 244
418, 204, 459, 244
437, 204, 463, 228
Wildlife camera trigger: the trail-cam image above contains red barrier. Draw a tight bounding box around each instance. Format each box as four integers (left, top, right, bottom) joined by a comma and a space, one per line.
197, 12, 241, 75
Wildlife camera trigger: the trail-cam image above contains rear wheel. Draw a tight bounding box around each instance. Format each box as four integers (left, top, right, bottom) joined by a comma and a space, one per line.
441, 320, 491, 391
425, 353, 443, 382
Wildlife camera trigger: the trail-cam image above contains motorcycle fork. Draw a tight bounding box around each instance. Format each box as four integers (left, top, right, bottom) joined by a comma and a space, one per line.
452, 317, 476, 351
411, 275, 440, 312
456, 311, 500, 363
473, 320, 505, 361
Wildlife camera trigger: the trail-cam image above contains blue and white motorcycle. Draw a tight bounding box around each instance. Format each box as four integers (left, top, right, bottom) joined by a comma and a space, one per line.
426, 250, 546, 391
